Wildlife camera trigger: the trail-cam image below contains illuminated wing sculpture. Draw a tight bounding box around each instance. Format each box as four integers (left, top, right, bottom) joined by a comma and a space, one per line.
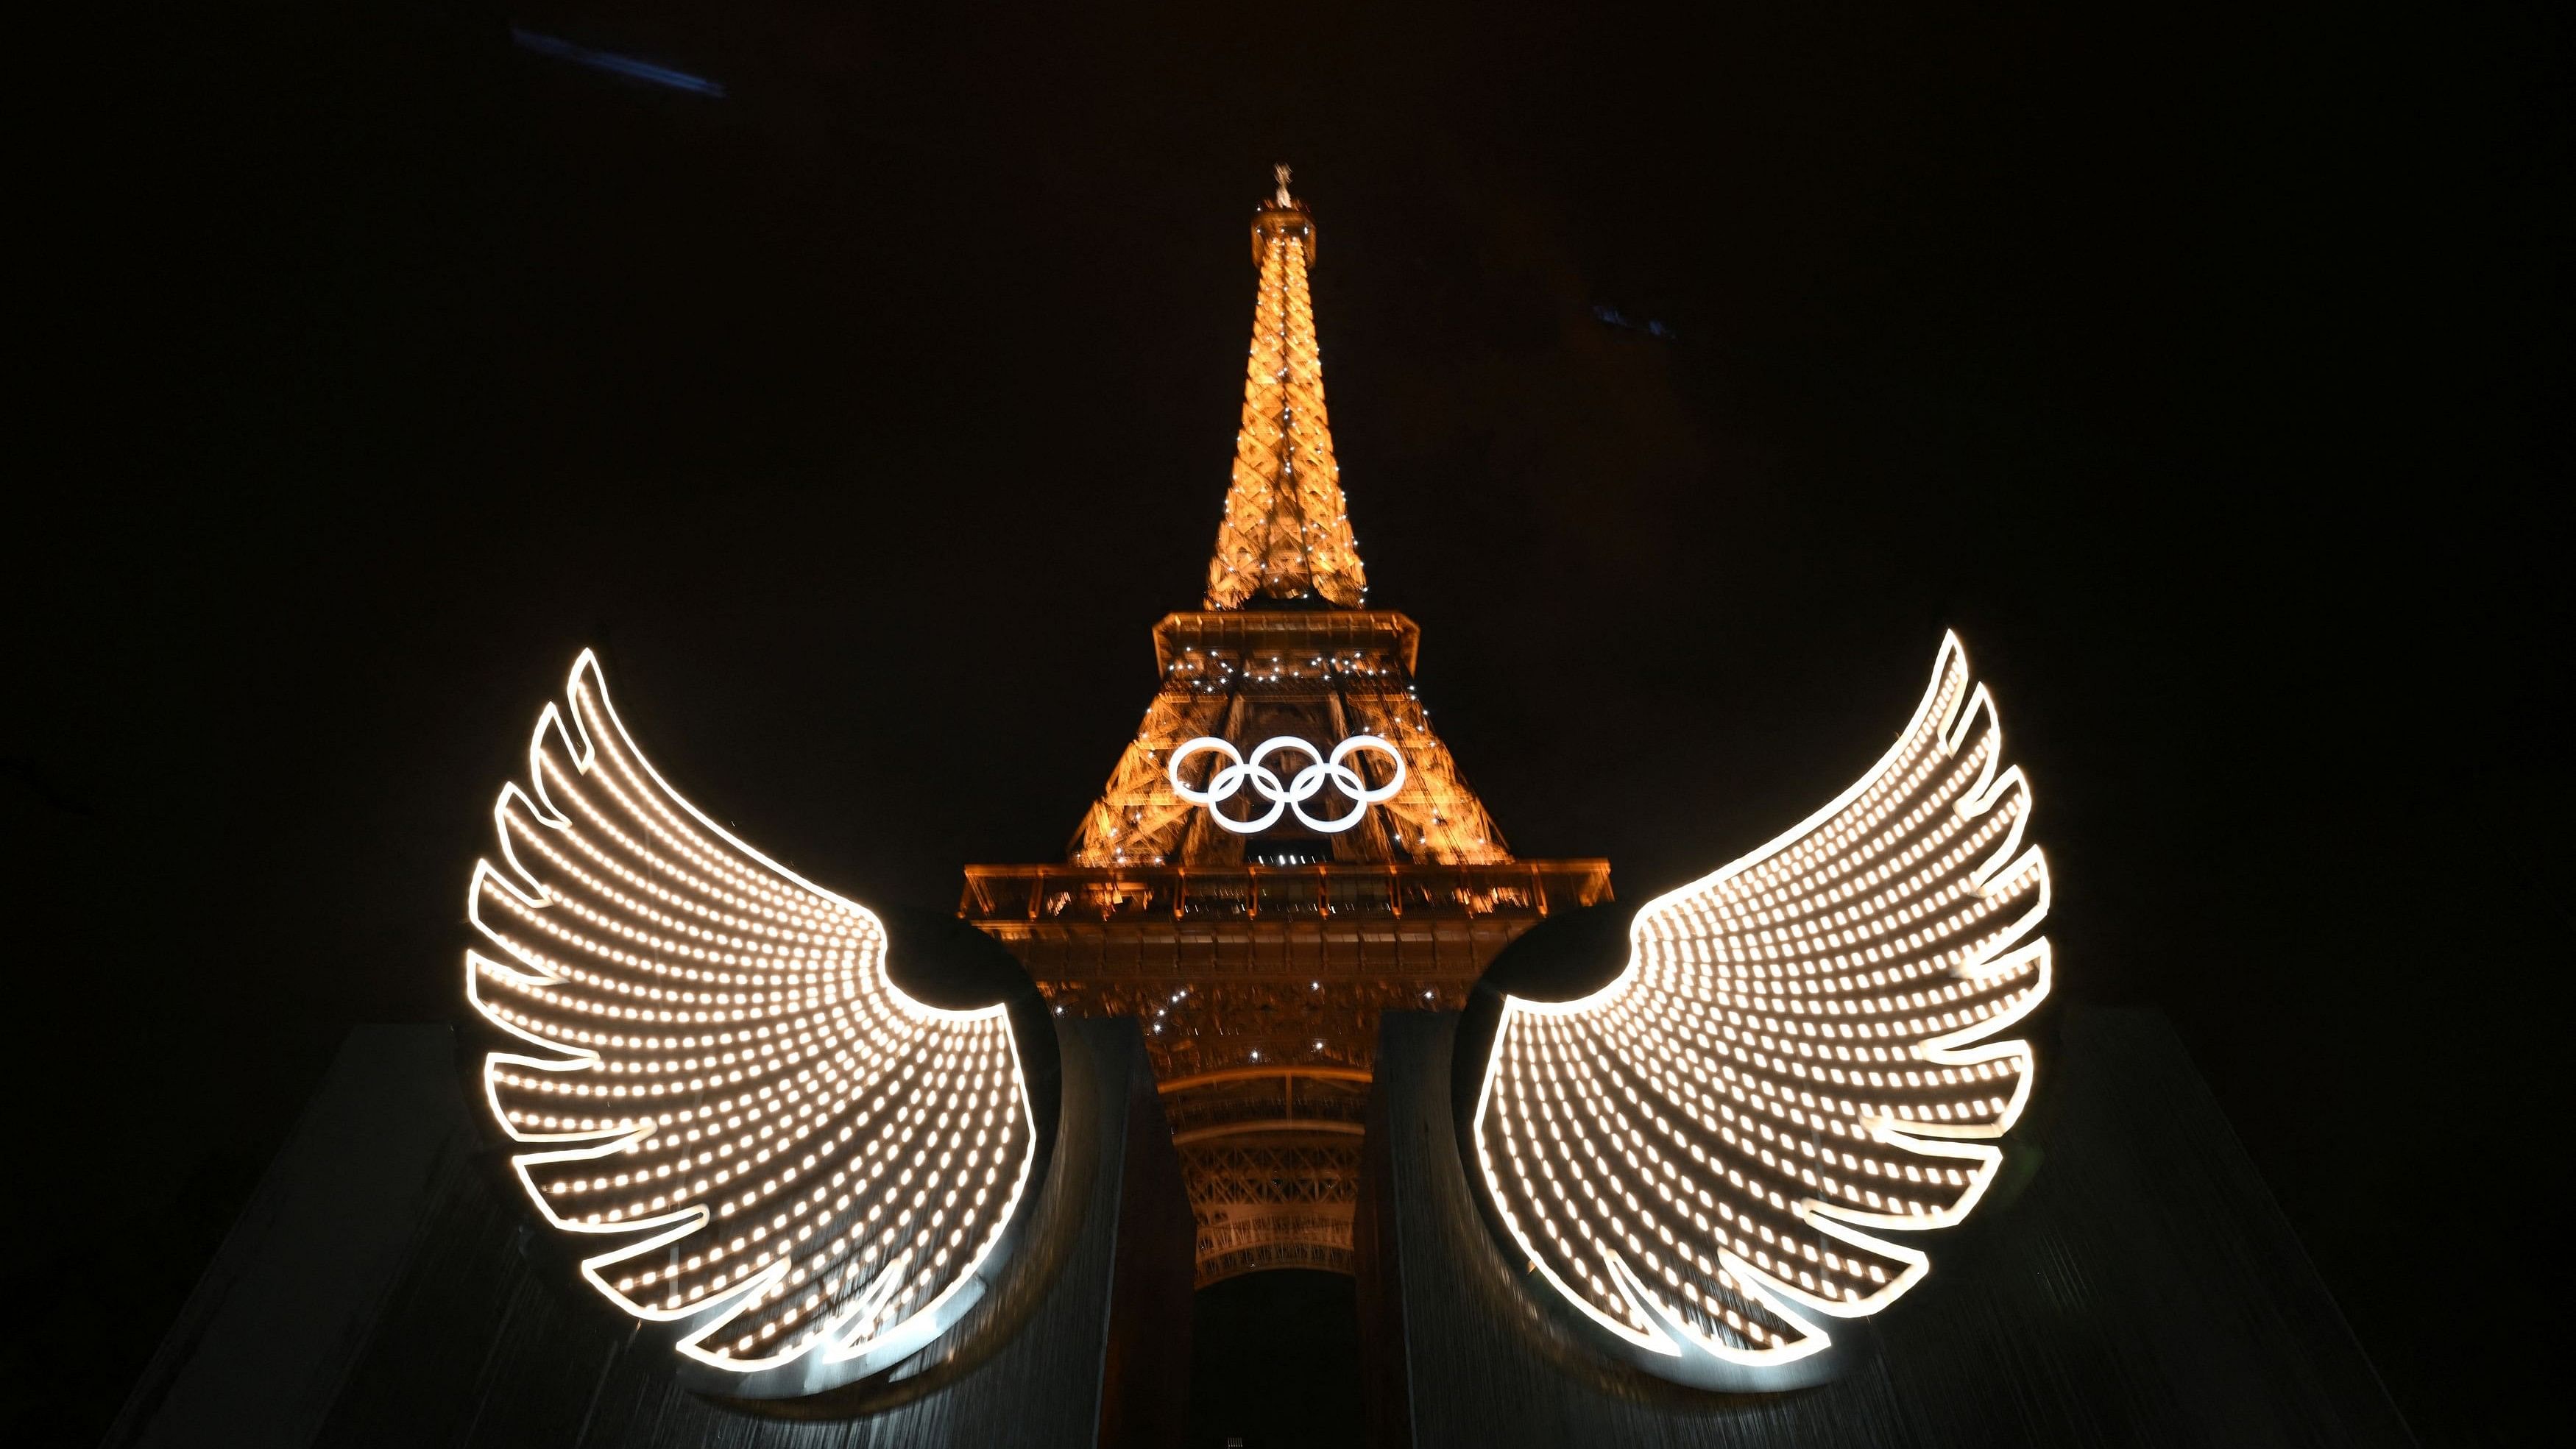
465, 652, 1040, 1395
1467, 634, 2050, 1390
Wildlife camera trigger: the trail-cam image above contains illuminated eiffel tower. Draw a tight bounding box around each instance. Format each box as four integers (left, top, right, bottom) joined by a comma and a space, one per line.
961, 168, 1611, 1285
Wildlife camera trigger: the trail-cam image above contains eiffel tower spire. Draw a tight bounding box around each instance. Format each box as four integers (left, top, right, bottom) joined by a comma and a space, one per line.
1204, 165, 1369, 610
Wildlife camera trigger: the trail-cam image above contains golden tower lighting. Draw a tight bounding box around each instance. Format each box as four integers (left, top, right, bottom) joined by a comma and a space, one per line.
961, 168, 1612, 1285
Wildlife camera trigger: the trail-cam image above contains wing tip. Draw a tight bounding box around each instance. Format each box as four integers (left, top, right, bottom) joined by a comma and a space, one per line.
567, 646, 607, 700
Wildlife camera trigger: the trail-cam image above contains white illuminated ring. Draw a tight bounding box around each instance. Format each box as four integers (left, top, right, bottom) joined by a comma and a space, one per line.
1167, 734, 1405, 834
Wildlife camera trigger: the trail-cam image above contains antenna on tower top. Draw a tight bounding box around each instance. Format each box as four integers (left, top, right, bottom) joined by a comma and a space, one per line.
1273, 163, 1294, 207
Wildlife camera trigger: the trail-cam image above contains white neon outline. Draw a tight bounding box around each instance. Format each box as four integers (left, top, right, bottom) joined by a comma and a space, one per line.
1468, 632, 2053, 1386
1167, 733, 1405, 834
462, 650, 1041, 1384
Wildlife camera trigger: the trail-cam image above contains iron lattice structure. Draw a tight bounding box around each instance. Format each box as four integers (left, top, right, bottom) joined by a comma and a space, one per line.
1186, 1136, 1363, 1280
963, 171, 1610, 1285
1204, 166, 1367, 611
1066, 612, 1512, 868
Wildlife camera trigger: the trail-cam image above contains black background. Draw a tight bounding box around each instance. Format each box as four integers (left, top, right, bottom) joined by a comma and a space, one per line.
10, 1, 2558, 1444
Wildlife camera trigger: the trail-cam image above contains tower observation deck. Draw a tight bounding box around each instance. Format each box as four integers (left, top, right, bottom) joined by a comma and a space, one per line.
961, 169, 1611, 1285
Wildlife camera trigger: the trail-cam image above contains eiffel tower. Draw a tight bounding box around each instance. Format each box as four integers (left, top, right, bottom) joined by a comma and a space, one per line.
960, 168, 1612, 1286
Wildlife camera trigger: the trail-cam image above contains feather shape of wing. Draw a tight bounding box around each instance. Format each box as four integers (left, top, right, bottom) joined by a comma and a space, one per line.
465, 652, 1038, 1376
1469, 634, 2049, 1373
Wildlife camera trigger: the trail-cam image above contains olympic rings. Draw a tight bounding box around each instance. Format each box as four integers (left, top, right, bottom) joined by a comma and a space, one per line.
1167, 734, 1406, 835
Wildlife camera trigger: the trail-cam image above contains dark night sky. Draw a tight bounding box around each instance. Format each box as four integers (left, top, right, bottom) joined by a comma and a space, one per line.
11, 1, 2559, 1443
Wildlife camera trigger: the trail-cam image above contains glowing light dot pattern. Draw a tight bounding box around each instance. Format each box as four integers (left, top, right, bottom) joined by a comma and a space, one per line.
466, 652, 1038, 1378
1470, 634, 2051, 1381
